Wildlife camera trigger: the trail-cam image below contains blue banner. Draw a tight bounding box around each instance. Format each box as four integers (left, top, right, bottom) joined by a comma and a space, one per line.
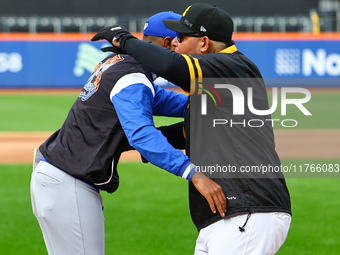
0, 40, 110, 88
0, 37, 339, 88
237, 40, 340, 87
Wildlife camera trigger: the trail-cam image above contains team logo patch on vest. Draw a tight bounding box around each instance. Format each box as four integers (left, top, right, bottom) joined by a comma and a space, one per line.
79, 55, 124, 101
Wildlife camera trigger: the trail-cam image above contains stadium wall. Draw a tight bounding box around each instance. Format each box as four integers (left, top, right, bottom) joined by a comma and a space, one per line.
0, 0, 318, 16
0, 32, 339, 88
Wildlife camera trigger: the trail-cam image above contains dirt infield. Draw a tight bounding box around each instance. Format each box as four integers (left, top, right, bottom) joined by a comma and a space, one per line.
0, 129, 339, 164
1, 88, 339, 164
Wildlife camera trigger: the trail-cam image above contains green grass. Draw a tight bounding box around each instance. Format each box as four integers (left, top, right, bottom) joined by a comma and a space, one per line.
1, 161, 340, 254
0, 163, 196, 255
269, 92, 340, 129
0, 91, 339, 254
278, 178, 340, 255
0, 92, 338, 131
278, 159, 340, 254
0, 164, 46, 254
102, 163, 195, 255
0, 95, 77, 131
0, 94, 183, 132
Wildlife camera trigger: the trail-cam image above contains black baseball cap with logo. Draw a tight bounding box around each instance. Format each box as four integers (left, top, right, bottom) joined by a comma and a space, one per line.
163, 3, 234, 43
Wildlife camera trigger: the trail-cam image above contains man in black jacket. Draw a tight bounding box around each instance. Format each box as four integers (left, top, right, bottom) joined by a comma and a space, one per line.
92, 3, 292, 254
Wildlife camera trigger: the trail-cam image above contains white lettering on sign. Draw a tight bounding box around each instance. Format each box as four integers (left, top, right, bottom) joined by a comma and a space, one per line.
0, 53, 23, 73
302, 49, 340, 76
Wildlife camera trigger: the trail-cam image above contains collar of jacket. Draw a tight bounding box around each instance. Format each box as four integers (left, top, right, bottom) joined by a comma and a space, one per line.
219, 45, 237, 54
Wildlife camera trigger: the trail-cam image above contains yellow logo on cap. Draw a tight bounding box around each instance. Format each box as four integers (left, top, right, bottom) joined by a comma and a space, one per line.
182, 5, 192, 16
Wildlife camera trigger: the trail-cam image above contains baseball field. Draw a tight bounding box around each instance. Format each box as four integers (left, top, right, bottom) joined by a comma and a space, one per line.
0, 88, 339, 254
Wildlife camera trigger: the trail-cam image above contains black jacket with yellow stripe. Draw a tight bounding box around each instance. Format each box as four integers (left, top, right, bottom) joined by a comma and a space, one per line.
121, 35, 291, 231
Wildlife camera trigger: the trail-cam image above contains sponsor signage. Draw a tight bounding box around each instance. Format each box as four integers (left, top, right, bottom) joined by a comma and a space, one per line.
0, 33, 339, 88
236, 39, 340, 87
0, 39, 110, 88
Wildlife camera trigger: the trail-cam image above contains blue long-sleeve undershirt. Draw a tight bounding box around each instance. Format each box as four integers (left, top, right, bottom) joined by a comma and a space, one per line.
110, 72, 196, 180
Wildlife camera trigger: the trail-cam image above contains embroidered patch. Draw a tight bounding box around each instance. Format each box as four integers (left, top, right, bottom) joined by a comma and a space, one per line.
79, 55, 124, 101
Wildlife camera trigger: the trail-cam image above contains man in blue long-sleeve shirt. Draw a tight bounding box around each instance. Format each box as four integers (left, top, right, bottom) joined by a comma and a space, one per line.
30, 11, 226, 255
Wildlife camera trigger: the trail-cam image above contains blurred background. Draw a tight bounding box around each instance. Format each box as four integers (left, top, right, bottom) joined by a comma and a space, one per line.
1, 0, 340, 89
0, 0, 339, 33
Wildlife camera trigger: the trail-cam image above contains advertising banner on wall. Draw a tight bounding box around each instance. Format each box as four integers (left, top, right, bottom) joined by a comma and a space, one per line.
0, 35, 111, 88
0, 33, 339, 88
235, 35, 340, 87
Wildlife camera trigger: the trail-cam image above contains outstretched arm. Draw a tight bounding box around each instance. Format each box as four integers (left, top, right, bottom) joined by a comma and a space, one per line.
91, 26, 191, 92
120, 35, 190, 92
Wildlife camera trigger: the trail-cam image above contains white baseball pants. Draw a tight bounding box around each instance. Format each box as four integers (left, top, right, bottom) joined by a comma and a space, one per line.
194, 212, 291, 255
30, 161, 105, 255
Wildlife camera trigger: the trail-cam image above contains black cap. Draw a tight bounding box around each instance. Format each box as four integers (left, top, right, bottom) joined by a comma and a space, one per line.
163, 3, 234, 43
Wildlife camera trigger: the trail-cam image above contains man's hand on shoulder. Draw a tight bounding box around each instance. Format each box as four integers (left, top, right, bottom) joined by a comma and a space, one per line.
91, 25, 132, 54
91, 25, 130, 44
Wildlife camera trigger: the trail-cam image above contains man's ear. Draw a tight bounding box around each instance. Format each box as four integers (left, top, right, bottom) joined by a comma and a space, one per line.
201, 36, 212, 54
162, 36, 173, 49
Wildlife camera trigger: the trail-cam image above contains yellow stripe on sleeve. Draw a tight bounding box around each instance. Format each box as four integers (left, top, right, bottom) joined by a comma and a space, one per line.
192, 57, 203, 94
182, 54, 196, 94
